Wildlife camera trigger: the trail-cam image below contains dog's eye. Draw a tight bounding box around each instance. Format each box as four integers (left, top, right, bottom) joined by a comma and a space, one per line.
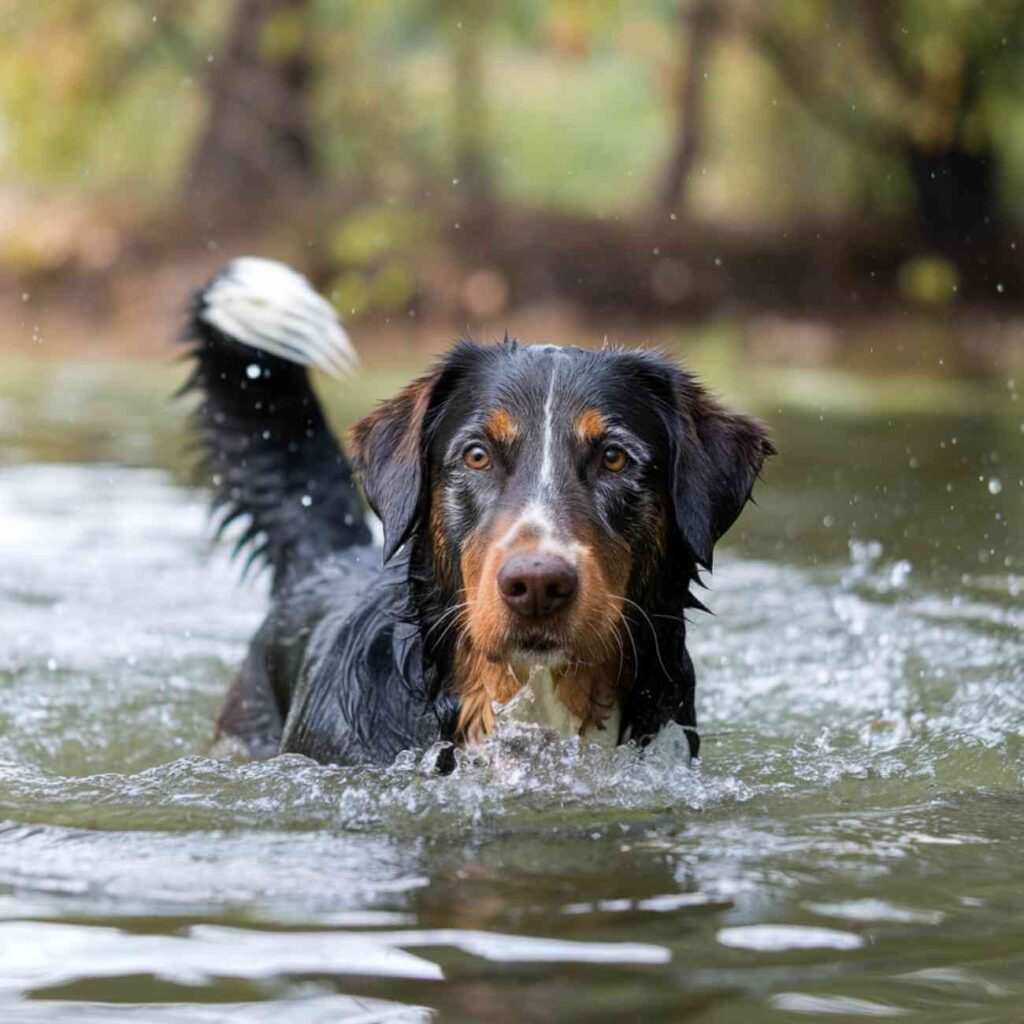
601, 446, 629, 473
463, 444, 492, 470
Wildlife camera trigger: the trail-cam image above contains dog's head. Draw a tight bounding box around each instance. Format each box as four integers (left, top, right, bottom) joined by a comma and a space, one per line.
351, 340, 773, 733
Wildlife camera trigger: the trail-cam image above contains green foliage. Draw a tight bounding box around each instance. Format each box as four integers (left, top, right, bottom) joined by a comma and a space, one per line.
898, 256, 960, 307
2, 0, 1024, 231
326, 203, 426, 315
0, 1, 219, 187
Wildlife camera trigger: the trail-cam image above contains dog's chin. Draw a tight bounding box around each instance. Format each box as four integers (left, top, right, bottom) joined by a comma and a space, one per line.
483, 623, 574, 669
510, 646, 568, 669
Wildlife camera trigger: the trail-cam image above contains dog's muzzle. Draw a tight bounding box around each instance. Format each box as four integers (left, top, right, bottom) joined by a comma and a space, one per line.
497, 552, 578, 619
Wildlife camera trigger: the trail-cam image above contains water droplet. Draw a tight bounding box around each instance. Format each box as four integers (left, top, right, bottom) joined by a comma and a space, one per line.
889, 560, 912, 589
246, 364, 261, 379
46, 658, 58, 672
300, 494, 313, 508
987, 478, 1002, 495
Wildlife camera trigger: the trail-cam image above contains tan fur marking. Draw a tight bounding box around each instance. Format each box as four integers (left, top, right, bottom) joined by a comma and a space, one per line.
454, 647, 520, 742
575, 408, 607, 443
347, 369, 435, 468
430, 484, 454, 589
484, 407, 520, 444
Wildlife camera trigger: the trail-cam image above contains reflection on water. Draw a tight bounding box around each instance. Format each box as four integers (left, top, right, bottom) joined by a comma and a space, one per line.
0, 363, 1022, 1022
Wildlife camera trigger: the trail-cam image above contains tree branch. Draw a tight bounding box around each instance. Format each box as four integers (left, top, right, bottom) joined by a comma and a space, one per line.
748, 15, 903, 151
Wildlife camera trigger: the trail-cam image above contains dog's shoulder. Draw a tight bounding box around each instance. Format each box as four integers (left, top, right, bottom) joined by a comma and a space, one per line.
276, 552, 458, 764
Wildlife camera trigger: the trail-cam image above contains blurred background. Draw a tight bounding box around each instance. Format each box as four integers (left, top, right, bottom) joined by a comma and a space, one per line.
1, 7, 1023, 1020
2, 0, 1024, 383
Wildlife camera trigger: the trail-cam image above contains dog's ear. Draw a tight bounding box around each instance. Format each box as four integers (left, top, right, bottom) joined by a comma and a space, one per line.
349, 370, 438, 562
349, 348, 473, 562
666, 375, 775, 570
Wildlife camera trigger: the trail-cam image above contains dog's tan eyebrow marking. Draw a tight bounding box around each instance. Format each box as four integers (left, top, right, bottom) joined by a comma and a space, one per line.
484, 408, 520, 443
575, 409, 607, 443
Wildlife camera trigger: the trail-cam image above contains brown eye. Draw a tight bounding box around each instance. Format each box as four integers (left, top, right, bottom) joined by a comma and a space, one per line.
601, 446, 629, 473
463, 444, 491, 470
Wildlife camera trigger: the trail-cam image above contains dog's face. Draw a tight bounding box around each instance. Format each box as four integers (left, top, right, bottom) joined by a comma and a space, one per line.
351, 340, 773, 735
423, 345, 669, 672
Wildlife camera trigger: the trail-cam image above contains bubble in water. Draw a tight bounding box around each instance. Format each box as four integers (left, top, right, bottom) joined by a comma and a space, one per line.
987, 478, 1002, 495
246, 364, 261, 380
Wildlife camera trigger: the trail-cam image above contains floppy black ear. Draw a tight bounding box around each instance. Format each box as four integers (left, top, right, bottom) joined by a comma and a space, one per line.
667, 377, 775, 570
349, 370, 435, 562
348, 346, 477, 562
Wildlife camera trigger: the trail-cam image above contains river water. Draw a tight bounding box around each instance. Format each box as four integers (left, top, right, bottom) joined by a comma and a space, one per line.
0, 360, 1021, 1022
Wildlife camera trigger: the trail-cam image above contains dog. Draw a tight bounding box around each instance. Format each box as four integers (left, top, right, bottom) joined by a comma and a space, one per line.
183, 258, 774, 766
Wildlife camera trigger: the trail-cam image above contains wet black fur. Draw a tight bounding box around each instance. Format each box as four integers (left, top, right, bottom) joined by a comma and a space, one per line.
184, 301, 773, 766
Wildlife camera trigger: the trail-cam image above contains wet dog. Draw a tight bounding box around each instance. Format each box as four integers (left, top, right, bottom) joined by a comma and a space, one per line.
183, 258, 773, 766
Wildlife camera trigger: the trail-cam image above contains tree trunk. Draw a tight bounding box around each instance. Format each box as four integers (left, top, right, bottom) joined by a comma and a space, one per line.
906, 145, 999, 251
449, 1, 493, 222
188, 0, 314, 202
659, 0, 718, 212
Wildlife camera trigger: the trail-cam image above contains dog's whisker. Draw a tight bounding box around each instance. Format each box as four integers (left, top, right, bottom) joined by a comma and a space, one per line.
611, 604, 641, 676
423, 602, 469, 644
612, 595, 675, 681
432, 608, 471, 649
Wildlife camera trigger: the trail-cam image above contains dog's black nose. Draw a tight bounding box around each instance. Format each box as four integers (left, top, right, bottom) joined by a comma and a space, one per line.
498, 553, 578, 618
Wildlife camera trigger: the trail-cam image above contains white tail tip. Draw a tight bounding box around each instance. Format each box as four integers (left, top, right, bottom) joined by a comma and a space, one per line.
200, 257, 357, 380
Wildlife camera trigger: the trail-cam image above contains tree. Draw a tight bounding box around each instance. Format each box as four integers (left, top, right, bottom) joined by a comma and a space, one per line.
451, 3, 494, 216
659, 0, 720, 212
741, 0, 1024, 249
188, 0, 315, 201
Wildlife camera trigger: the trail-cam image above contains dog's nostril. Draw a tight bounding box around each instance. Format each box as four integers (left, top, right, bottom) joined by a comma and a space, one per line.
497, 553, 578, 619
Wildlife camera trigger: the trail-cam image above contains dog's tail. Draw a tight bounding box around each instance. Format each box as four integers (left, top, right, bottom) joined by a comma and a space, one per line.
181, 257, 371, 590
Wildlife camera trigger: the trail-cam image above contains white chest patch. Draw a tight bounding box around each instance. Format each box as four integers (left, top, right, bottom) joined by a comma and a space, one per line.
496, 664, 620, 751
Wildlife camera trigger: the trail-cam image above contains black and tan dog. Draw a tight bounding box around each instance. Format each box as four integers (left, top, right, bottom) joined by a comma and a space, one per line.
184, 258, 773, 766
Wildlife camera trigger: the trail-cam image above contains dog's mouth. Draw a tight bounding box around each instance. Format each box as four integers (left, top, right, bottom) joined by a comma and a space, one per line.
514, 630, 560, 652
500, 627, 571, 668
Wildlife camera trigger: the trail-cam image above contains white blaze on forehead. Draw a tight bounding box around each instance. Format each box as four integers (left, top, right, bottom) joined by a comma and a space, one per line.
498, 352, 574, 556
539, 357, 559, 488
501, 356, 569, 557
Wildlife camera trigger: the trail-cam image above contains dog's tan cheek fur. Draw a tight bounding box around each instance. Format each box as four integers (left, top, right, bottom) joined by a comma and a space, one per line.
429, 486, 455, 590
553, 522, 632, 729
459, 522, 508, 658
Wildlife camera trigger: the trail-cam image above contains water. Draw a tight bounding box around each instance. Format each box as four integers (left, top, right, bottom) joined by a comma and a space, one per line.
0, 361, 1022, 1022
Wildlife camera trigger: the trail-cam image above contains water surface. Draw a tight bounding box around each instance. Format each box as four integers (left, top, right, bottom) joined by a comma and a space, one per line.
0, 359, 1021, 1022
